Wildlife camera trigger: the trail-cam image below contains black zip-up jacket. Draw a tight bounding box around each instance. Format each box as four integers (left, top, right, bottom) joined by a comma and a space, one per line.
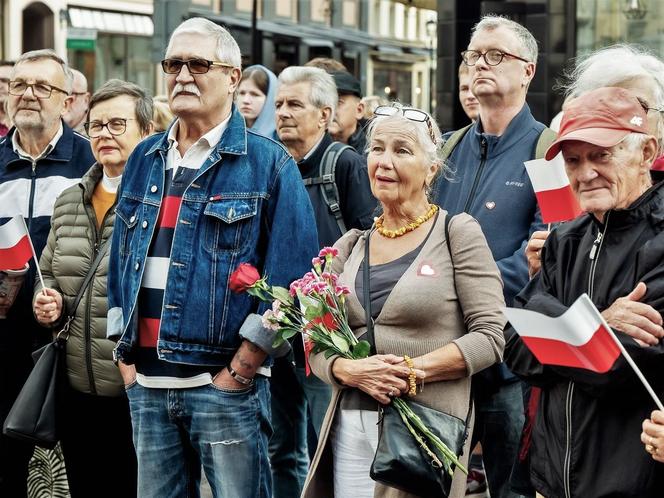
505, 181, 664, 498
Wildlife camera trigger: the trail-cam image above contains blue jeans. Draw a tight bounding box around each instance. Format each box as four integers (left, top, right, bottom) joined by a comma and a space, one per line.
471, 380, 527, 498
269, 356, 331, 498
126, 378, 272, 498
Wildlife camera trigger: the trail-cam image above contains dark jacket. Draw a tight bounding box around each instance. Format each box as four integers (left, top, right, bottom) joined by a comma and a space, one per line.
35, 163, 123, 397
347, 118, 368, 154
504, 181, 664, 498
298, 132, 375, 248
0, 124, 94, 353
434, 104, 545, 306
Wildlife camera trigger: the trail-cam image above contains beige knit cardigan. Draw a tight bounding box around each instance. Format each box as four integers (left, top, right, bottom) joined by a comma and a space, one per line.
302, 212, 507, 498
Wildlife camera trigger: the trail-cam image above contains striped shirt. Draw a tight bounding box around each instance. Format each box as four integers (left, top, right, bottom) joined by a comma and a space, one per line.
135, 117, 230, 389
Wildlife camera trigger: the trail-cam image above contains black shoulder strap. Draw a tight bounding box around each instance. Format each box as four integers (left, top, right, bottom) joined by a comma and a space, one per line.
440, 124, 473, 163
302, 142, 352, 235
362, 229, 375, 354
57, 240, 110, 339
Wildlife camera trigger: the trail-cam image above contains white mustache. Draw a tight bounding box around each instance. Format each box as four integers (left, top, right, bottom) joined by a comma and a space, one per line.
172, 83, 201, 98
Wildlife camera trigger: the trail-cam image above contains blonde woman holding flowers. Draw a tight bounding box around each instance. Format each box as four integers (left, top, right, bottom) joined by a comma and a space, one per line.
302, 103, 506, 498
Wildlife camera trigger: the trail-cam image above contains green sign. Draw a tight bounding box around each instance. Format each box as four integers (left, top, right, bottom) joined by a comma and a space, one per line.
67, 39, 96, 51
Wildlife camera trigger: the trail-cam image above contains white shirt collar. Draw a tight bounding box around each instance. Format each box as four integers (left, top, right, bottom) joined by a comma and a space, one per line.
302, 132, 326, 161
12, 122, 64, 161
167, 115, 231, 152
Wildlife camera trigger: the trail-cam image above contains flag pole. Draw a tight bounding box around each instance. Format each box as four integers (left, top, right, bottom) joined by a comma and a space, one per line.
597, 312, 664, 410
20, 218, 46, 295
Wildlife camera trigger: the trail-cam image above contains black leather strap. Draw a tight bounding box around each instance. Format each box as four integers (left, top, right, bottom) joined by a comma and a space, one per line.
362, 229, 376, 354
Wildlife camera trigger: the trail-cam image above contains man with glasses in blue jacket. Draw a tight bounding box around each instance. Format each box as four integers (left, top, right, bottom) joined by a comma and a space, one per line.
434, 15, 553, 498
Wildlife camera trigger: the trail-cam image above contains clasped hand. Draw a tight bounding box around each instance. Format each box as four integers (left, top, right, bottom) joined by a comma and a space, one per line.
601, 282, 664, 346
332, 354, 425, 405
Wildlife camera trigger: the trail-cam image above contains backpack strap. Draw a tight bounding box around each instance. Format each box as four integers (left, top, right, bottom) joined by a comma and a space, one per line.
440, 123, 473, 163
302, 142, 352, 235
534, 127, 557, 160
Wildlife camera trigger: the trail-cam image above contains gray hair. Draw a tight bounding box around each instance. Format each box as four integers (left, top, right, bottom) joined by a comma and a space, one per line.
89, 79, 153, 135
365, 103, 450, 196
472, 15, 538, 63
564, 45, 664, 153
166, 17, 241, 69
278, 66, 337, 126
621, 132, 655, 154
14, 49, 73, 93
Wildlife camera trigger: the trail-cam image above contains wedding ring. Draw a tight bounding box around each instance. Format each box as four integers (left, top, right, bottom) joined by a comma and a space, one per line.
646, 444, 656, 454
388, 388, 395, 397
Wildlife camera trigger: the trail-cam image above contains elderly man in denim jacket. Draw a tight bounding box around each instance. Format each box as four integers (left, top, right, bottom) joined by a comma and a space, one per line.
106, 18, 318, 498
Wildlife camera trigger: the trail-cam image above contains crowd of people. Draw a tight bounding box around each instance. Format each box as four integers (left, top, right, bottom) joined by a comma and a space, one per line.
0, 12, 662, 498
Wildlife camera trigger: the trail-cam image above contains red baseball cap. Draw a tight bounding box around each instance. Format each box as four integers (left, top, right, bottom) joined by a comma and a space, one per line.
545, 87, 648, 161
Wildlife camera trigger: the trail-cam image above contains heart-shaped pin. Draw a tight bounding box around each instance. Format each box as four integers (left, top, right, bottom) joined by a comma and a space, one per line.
485, 201, 496, 210
418, 263, 437, 276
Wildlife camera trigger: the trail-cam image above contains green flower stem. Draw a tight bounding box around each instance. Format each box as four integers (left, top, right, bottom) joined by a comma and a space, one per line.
393, 397, 468, 475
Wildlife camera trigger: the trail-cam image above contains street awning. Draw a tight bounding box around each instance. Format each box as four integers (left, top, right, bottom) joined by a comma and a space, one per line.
301, 38, 335, 48
68, 7, 153, 36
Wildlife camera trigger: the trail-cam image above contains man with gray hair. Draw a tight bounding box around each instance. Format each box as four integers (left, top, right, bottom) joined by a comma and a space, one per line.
0, 48, 94, 497
107, 18, 318, 498
434, 15, 552, 498
273, 65, 374, 498
63, 69, 90, 134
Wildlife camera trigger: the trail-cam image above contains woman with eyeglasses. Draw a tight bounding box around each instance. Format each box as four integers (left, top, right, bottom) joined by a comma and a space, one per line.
302, 103, 506, 498
236, 65, 278, 139
32, 79, 153, 498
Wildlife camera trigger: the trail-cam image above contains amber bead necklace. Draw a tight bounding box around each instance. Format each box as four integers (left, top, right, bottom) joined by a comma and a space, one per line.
375, 204, 439, 238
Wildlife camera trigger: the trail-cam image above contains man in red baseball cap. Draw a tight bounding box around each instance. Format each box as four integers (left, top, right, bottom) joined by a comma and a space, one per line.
505, 84, 664, 498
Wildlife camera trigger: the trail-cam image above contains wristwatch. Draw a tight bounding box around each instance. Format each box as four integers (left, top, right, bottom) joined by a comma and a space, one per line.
226, 365, 254, 386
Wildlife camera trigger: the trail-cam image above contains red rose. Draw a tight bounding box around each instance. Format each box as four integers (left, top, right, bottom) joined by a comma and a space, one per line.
229, 263, 261, 293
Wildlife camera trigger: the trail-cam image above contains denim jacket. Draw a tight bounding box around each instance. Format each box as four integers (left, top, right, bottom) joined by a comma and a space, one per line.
107, 107, 319, 367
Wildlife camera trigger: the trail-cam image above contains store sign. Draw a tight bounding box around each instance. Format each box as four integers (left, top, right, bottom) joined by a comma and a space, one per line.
67, 27, 97, 52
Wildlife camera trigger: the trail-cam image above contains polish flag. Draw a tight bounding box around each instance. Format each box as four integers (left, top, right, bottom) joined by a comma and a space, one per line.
503, 294, 620, 373
525, 155, 582, 224
0, 216, 33, 271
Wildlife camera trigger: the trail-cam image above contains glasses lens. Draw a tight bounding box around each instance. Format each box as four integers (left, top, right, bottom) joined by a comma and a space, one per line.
485, 50, 504, 65
402, 109, 427, 122
462, 51, 479, 65
374, 106, 399, 117
9, 81, 26, 95
86, 122, 103, 137
32, 84, 52, 98
188, 59, 211, 74
162, 59, 183, 74
107, 119, 126, 135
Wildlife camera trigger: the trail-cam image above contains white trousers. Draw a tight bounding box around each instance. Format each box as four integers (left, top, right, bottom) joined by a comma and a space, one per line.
331, 409, 380, 498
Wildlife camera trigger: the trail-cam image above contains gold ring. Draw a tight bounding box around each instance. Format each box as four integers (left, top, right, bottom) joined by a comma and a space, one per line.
646, 444, 656, 454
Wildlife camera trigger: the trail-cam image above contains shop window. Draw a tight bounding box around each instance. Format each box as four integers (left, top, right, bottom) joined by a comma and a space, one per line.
577, 0, 663, 56
80, 34, 155, 93
373, 65, 413, 105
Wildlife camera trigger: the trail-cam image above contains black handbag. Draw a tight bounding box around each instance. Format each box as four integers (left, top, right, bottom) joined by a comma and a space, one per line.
363, 213, 472, 497
3, 242, 109, 448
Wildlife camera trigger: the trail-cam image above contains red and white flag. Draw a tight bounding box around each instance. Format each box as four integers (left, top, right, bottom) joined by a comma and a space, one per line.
0, 216, 33, 271
503, 294, 620, 373
525, 156, 582, 224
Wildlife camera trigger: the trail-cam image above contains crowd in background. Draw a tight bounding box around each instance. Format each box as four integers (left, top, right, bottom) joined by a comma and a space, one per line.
0, 12, 662, 498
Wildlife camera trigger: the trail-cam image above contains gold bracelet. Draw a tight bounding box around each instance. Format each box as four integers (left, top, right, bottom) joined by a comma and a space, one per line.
404, 355, 417, 396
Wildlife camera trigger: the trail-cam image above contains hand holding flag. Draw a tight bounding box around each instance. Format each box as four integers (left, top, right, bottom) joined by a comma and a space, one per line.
0, 216, 45, 292
504, 293, 664, 410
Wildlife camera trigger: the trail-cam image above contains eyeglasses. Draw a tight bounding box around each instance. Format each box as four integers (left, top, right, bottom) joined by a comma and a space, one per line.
8, 80, 69, 99
84, 118, 134, 138
161, 58, 234, 75
461, 49, 530, 66
373, 105, 436, 143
